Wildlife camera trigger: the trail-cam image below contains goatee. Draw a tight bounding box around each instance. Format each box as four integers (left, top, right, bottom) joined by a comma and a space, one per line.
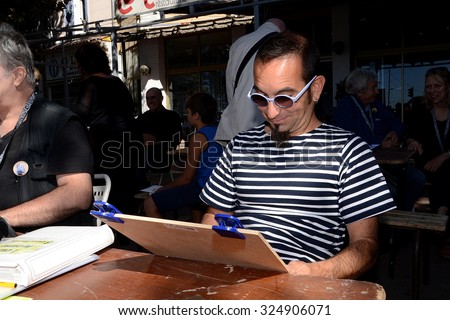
271, 124, 290, 148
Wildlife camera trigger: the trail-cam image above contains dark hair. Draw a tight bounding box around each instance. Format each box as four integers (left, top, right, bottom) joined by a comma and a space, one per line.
255, 30, 320, 83
146, 87, 163, 98
75, 42, 112, 75
185, 92, 217, 125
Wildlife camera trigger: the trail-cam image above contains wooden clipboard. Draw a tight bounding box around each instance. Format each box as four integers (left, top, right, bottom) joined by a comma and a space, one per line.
92, 208, 288, 273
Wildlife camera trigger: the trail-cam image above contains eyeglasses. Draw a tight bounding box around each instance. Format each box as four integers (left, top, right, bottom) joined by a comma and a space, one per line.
247, 75, 317, 109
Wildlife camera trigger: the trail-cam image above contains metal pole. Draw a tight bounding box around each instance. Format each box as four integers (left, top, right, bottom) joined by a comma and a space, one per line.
62, 39, 69, 108
111, 0, 118, 75
111, 29, 118, 76
253, 0, 260, 30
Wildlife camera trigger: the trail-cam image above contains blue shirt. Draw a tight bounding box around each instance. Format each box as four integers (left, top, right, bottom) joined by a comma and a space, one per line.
195, 125, 224, 187
332, 95, 405, 147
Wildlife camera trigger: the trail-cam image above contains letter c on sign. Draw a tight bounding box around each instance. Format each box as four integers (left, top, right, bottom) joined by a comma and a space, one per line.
118, 0, 133, 15
145, 0, 155, 10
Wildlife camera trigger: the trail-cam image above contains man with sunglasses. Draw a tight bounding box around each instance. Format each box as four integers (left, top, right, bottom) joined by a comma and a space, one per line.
200, 31, 395, 279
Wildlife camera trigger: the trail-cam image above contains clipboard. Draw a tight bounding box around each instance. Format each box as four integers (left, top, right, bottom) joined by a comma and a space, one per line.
91, 201, 288, 273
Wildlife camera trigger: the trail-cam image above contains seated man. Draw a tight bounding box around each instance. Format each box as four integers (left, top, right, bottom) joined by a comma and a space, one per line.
0, 23, 94, 234
137, 87, 182, 175
333, 68, 426, 211
200, 31, 395, 279
144, 93, 223, 222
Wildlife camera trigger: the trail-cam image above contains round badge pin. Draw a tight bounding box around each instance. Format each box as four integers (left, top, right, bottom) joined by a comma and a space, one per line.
13, 161, 29, 176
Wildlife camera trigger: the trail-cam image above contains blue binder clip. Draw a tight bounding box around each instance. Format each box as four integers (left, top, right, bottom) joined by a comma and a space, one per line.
212, 214, 245, 239
90, 201, 124, 223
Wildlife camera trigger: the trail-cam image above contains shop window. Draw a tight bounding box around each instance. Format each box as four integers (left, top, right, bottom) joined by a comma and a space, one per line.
200, 33, 230, 66
166, 30, 230, 117
357, 52, 450, 121
168, 70, 226, 119
167, 35, 198, 69
351, 4, 402, 51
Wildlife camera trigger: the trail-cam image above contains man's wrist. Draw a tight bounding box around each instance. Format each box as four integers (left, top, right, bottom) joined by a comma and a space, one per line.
202, 212, 220, 225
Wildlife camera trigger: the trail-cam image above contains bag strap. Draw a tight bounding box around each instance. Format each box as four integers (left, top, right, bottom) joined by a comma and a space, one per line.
233, 31, 278, 94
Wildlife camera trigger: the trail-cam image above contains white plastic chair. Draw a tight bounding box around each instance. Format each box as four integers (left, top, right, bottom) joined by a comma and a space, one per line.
92, 173, 111, 226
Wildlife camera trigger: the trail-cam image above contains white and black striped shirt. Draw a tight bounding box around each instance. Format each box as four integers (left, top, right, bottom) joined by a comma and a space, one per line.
200, 123, 395, 263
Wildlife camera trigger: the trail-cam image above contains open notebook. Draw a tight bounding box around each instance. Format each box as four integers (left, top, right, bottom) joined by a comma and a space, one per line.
91, 201, 288, 273
0, 224, 114, 299
0, 254, 99, 299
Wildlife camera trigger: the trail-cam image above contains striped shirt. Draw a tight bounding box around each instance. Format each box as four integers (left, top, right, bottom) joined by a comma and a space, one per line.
200, 123, 395, 263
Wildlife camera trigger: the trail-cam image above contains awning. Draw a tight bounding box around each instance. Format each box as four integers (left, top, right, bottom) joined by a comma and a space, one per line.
118, 13, 254, 40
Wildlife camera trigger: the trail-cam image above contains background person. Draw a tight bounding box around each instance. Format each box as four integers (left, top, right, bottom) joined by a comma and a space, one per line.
332, 68, 426, 211
332, 69, 406, 148
33, 67, 41, 94
137, 87, 182, 179
0, 23, 94, 233
144, 92, 223, 222
72, 42, 141, 214
407, 67, 450, 215
406, 67, 450, 259
200, 31, 395, 279
214, 18, 286, 143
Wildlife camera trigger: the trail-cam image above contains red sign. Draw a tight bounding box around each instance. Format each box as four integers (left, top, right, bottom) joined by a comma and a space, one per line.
116, 0, 203, 16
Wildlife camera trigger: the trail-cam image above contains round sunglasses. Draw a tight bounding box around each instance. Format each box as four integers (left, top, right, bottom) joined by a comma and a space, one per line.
247, 75, 317, 109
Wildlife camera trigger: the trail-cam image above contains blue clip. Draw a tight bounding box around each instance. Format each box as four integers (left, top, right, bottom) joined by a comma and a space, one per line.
90, 201, 124, 223
212, 214, 245, 239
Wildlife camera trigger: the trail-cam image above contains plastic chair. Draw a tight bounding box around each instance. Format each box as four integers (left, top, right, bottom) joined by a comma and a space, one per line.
93, 173, 112, 226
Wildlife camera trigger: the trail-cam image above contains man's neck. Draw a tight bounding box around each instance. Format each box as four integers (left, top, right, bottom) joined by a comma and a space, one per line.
0, 91, 34, 137
150, 105, 165, 112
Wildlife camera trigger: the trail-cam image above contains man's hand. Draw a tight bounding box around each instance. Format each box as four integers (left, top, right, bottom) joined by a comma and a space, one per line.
287, 260, 314, 276
382, 131, 400, 148
407, 138, 423, 155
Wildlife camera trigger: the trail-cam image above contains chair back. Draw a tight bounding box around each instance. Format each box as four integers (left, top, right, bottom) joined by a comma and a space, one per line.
93, 173, 111, 202
93, 174, 112, 226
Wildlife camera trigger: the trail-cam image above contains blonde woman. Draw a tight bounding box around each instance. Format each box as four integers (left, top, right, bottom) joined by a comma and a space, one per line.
406, 66, 450, 258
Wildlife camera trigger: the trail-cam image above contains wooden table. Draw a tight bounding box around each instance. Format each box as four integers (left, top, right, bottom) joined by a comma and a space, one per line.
373, 147, 415, 165
17, 248, 386, 300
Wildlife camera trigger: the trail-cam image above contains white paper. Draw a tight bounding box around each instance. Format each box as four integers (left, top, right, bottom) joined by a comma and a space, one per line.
140, 185, 162, 194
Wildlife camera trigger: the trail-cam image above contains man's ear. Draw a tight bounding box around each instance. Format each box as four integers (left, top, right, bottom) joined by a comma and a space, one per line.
13, 66, 27, 87
311, 75, 326, 102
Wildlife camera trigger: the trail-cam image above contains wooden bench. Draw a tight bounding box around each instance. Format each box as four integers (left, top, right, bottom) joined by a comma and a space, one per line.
379, 210, 447, 232
378, 210, 448, 299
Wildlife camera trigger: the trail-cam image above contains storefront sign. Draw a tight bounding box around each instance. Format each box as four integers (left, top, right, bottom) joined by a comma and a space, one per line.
45, 51, 80, 81
116, 0, 236, 17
